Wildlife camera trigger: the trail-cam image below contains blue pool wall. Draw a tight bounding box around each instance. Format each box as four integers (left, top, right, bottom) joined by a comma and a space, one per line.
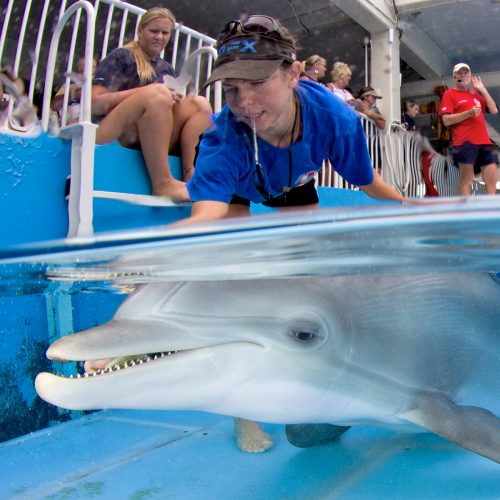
0, 289, 127, 442
0, 131, 189, 249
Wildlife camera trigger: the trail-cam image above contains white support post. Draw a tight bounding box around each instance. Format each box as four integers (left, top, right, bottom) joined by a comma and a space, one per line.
60, 122, 99, 238
371, 29, 401, 123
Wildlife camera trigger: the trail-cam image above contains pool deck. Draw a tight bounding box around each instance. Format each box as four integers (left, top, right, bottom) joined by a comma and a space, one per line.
1, 410, 498, 499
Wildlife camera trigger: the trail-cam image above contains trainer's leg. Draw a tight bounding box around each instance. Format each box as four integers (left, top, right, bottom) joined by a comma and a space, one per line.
233, 418, 273, 453
457, 163, 474, 196
481, 162, 498, 194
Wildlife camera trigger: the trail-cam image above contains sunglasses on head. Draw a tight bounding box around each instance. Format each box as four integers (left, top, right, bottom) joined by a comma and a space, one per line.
218, 15, 285, 45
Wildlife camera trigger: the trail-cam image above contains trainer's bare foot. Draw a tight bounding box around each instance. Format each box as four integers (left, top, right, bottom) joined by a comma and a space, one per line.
234, 418, 273, 453
154, 179, 190, 203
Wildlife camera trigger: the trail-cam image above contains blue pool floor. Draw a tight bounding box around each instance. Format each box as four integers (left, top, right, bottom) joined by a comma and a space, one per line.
1, 410, 498, 499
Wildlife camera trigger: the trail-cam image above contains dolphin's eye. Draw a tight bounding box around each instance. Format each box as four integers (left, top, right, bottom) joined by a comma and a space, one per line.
285, 315, 326, 349
294, 330, 316, 342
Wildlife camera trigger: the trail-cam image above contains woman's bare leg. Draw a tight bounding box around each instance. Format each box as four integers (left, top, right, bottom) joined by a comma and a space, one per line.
95, 84, 189, 202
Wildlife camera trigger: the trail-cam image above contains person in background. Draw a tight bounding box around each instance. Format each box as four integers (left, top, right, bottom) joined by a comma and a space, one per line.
328, 62, 362, 111
401, 101, 419, 131
0, 65, 35, 129
432, 85, 451, 155
300, 54, 327, 85
357, 86, 386, 130
178, 14, 404, 453
51, 56, 99, 123
439, 62, 498, 196
91, 7, 212, 201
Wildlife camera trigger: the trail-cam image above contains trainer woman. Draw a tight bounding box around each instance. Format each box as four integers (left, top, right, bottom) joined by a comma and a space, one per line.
184, 15, 402, 222
181, 14, 404, 452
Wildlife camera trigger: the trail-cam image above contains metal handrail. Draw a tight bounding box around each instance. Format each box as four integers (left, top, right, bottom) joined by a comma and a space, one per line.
41, 1, 96, 130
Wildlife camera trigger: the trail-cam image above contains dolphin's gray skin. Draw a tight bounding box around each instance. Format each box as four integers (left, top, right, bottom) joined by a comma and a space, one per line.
36, 273, 500, 463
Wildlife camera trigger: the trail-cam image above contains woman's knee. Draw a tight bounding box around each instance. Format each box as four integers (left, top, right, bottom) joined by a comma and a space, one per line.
142, 83, 175, 109
182, 94, 212, 115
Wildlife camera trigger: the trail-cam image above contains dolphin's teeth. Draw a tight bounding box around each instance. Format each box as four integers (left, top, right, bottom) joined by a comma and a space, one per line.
77, 374, 82, 378
70, 374, 74, 378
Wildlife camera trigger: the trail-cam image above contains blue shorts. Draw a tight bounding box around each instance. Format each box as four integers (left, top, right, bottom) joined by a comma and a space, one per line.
453, 142, 498, 174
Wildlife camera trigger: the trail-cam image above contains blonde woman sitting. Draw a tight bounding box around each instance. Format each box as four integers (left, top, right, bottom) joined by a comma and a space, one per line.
92, 7, 212, 202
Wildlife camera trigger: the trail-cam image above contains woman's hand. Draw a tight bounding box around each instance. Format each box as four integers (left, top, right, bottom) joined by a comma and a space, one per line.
165, 86, 184, 104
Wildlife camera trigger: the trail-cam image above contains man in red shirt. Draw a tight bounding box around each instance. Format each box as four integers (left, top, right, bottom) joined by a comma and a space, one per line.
439, 63, 498, 195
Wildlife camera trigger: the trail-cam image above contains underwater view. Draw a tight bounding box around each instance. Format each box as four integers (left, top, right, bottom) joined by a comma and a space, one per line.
1, 201, 500, 498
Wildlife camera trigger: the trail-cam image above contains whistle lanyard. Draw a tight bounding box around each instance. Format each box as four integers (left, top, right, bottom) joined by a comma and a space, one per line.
249, 94, 299, 201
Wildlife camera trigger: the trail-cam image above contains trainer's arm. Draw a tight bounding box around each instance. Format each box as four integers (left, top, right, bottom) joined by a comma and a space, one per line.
175, 200, 229, 226
359, 170, 403, 201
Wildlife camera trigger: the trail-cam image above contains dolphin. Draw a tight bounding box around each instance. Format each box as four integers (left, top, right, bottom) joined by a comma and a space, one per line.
36, 273, 500, 463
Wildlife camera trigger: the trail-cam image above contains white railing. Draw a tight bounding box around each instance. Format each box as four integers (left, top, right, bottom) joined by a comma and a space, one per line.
318, 116, 415, 194
0, 0, 221, 130
41, 1, 96, 129
382, 123, 426, 197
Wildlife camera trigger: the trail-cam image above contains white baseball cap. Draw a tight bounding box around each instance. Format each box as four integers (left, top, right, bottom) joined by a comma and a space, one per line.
453, 63, 470, 74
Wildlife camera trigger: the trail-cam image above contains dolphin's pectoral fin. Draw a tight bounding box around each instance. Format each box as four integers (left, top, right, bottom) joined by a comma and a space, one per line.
285, 423, 351, 448
400, 393, 500, 463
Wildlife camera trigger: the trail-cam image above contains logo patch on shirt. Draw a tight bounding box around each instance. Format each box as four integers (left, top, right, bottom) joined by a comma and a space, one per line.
295, 171, 316, 186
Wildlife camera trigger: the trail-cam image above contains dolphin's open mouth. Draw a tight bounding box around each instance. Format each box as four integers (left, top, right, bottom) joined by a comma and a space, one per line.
36, 341, 263, 411
77, 352, 179, 378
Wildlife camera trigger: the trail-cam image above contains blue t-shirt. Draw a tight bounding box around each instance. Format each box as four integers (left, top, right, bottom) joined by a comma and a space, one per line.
187, 80, 374, 204
93, 47, 175, 91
